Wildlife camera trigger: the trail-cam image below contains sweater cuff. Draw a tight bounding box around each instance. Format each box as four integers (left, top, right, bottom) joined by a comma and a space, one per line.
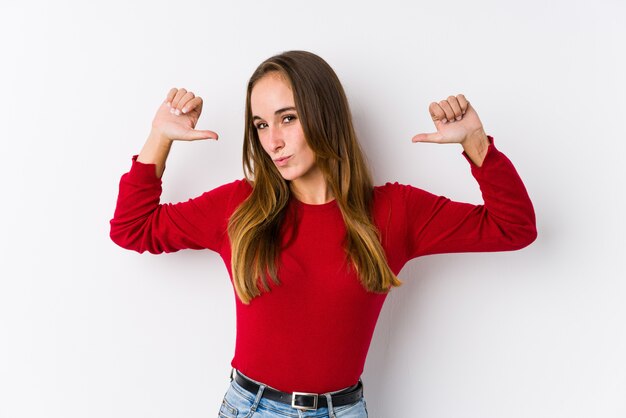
125, 155, 162, 184
462, 135, 497, 168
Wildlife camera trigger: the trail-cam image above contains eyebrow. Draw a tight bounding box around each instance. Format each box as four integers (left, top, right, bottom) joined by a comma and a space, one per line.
252, 106, 297, 121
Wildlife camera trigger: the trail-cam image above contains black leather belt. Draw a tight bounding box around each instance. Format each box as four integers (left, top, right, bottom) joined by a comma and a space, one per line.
231, 369, 364, 411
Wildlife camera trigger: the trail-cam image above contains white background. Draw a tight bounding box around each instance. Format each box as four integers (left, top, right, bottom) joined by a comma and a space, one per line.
1, 1, 624, 417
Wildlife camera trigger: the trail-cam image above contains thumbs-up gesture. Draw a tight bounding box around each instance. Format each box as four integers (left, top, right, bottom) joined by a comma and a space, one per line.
411, 94, 484, 145
151, 87, 219, 142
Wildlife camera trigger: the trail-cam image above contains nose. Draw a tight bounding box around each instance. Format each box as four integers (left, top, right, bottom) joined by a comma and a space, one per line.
267, 127, 284, 153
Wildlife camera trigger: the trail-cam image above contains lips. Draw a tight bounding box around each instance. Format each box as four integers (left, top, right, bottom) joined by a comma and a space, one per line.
273, 155, 292, 167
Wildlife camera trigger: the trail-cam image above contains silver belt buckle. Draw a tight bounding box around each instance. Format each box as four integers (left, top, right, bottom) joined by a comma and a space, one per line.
291, 391, 319, 411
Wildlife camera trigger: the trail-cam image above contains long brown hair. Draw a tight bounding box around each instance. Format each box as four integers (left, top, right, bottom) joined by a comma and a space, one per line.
227, 50, 402, 304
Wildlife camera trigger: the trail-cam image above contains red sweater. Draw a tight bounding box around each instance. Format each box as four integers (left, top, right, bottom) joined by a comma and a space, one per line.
110, 138, 536, 393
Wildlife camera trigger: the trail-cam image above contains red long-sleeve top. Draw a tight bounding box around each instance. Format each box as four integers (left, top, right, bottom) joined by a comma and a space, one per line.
110, 137, 536, 393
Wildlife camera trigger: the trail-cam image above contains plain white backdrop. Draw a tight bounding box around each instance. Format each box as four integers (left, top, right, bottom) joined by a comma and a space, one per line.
1, 1, 624, 417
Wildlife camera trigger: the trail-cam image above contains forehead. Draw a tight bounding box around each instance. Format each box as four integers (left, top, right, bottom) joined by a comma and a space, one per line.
250, 72, 294, 115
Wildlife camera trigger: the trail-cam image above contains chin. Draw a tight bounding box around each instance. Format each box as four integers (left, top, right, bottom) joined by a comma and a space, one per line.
280, 174, 299, 182
276, 168, 300, 182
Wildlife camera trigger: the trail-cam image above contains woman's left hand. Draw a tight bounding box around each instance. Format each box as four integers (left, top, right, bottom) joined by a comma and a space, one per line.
411, 94, 485, 145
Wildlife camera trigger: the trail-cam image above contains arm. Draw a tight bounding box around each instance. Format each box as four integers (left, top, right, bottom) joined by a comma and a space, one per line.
110, 161, 247, 254
400, 95, 536, 257
110, 87, 226, 253
397, 137, 536, 259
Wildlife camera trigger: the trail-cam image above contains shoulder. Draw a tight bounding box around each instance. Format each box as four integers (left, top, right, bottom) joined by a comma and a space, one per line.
201, 178, 251, 195
373, 181, 430, 201
214, 178, 252, 195
374, 181, 411, 195
371, 182, 412, 218
187, 179, 252, 214
202, 178, 252, 207
371, 182, 433, 252
372, 181, 441, 218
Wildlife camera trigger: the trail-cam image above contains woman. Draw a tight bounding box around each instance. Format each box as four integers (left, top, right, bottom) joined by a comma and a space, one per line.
110, 50, 536, 417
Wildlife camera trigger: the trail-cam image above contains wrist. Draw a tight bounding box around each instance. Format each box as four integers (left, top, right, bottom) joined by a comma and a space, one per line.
462, 128, 489, 167
147, 128, 173, 147
137, 129, 174, 176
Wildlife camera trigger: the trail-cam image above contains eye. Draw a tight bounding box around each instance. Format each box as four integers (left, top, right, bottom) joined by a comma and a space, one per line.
282, 114, 297, 124
255, 122, 268, 130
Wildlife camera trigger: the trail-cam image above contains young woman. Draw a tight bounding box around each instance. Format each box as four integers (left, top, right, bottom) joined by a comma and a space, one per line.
110, 50, 536, 417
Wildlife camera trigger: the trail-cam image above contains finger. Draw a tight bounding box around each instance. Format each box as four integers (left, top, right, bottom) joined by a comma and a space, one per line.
165, 87, 178, 106
428, 102, 447, 124
457, 94, 469, 114
181, 96, 203, 114
171, 88, 188, 109
446, 95, 463, 121
182, 129, 219, 141
439, 100, 455, 123
412, 132, 443, 143
175, 91, 195, 111
171, 91, 195, 115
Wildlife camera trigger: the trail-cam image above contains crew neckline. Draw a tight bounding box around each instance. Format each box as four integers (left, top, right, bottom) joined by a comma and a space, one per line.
291, 196, 338, 211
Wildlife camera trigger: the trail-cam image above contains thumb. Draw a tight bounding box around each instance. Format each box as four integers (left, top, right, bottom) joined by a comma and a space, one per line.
412, 132, 442, 143
182, 129, 219, 141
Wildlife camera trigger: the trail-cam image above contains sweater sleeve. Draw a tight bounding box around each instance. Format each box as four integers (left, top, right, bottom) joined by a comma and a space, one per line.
109, 156, 250, 254
390, 136, 537, 260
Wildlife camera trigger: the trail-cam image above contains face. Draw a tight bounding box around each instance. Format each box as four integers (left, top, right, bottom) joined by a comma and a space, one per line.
250, 73, 320, 184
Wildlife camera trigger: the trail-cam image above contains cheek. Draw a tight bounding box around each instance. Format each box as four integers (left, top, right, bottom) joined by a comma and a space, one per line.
257, 134, 271, 154
301, 145, 317, 168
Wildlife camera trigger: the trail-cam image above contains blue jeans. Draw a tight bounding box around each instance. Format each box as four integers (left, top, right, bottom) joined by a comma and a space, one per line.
218, 370, 368, 418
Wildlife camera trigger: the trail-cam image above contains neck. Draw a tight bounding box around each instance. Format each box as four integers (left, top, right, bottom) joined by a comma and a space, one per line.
289, 172, 334, 205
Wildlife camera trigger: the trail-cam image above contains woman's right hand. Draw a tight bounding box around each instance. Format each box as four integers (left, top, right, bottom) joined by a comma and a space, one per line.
151, 87, 219, 142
